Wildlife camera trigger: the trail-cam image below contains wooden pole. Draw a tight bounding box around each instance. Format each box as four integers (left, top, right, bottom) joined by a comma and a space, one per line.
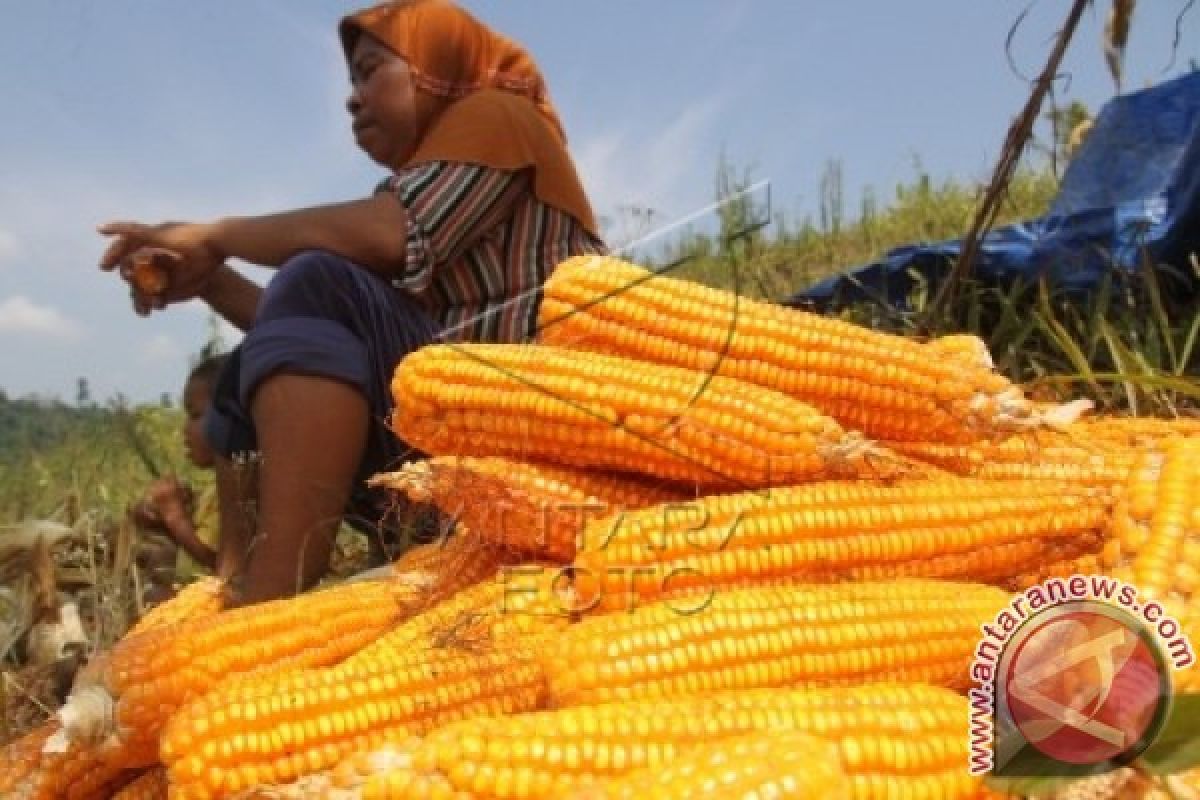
921, 0, 1094, 332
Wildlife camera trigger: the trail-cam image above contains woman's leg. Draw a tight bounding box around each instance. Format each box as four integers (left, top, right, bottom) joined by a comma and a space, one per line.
206, 348, 260, 585
237, 374, 368, 604
212, 454, 255, 584
203, 250, 439, 603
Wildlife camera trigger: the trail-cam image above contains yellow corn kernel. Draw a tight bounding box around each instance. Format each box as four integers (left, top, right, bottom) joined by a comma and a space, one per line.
57, 579, 406, 770
1131, 437, 1200, 600
372, 456, 687, 562
343, 569, 571, 672
3, 725, 127, 800
924, 332, 995, 370
127, 577, 224, 637
162, 576, 556, 800
1075, 415, 1200, 447
111, 768, 168, 800
569, 730, 850, 799
572, 477, 1112, 610
543, 580, 1009, 705
1107, 437, 1200, 606
887, 432, 1139, 490
391, 343, 899, 490
362, 684, 981, 799
387, 525, 527, 609
0, 722, 54, 796
537, 255, 1071, 443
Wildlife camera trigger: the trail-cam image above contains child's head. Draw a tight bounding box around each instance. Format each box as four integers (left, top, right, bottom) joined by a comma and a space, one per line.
182, 353, 228, 469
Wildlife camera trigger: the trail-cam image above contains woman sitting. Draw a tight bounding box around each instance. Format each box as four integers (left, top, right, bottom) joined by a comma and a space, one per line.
99, 0, 606, 605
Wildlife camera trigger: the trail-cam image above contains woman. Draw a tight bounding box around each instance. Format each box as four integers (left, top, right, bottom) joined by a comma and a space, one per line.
98, 0, 606, 606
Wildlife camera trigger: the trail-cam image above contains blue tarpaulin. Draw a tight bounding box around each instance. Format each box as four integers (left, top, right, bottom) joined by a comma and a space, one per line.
790, 70, 1200, 310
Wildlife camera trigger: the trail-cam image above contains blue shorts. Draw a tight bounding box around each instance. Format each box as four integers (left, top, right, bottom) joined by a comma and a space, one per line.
204, 250, 441, 550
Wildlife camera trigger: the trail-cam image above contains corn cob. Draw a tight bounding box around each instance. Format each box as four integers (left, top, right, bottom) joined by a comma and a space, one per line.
1077, 414, 1200, 447
387, 526, 527, 608
70, 581, 222, 719
1120, 767, 1200, 800
162, 571, 568, 800
572, 477, 1112, 610
127, 576, 224, 637
1104, 440, 1200, 694
0, 722, 53, 796
51, 578, 407, 769
568, 731, 850, 799
218, 735, 475, 800
111, 767, 167, 800
162, 628, 547, 799
886, 432, 1139, 489
391, 343, 900, 490
848, 531, 1107, 592
322, 736, 427, 798
341, 568, 572, 672
372, 457, 688, 562
1175, 604, 1200, 691
3, 725, 130, 800
924, 332, 995, 370
543, 580, 1008, 705
1046, 769, 1141, 800
536, 256, 1079, 442
129, 250, 170, 295
1009, 549, 1105, 591
209, 737, 428, 800
1105, 436, 1200, 604
357, 684, 981, 800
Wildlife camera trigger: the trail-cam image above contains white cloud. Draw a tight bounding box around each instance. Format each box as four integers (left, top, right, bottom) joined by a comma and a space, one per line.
574, 94, 727, 247
0, 229, 18, 265
0, 295, 83, 340
138, 333, 183, 363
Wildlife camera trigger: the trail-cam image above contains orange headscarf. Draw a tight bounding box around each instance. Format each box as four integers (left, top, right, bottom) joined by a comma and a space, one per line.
340, 0, 598, 235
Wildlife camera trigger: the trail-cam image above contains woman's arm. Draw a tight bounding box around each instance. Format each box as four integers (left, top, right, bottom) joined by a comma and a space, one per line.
100, 193, 409, 283
213, 193, 409, 273
99, 193, 411, 320
200, 265, 262, 333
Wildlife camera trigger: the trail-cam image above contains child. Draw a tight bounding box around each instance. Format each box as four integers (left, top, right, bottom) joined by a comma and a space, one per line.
132, 354, 226, 592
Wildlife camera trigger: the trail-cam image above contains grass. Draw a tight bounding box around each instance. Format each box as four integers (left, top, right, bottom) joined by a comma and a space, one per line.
668, 161, 1060, 302
0, 402, 199, 526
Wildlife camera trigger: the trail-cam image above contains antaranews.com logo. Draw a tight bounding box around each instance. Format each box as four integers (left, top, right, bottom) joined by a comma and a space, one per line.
968, 575, 1195, 778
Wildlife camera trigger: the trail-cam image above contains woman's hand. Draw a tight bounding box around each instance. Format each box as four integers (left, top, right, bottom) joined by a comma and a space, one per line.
98, 220, 226, 315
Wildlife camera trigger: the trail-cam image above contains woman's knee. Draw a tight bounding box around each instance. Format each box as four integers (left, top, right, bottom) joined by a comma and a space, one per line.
257, 250, 359, 322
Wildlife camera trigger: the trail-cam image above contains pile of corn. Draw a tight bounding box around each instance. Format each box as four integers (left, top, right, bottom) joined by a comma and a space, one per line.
3, 255, 1198, 800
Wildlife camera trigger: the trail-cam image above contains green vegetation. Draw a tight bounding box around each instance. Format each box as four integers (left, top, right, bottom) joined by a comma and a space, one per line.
0, 393, 203, 526
669, 158, 1059, 300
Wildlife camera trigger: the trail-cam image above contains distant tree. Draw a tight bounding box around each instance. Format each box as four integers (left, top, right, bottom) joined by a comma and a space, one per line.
714, 152, 765, 259
160, 392, 173, 408
818, 159, 845, 238
1038, 100, 1092, 172
76, 377, 92, 408
190, 313, 229, 369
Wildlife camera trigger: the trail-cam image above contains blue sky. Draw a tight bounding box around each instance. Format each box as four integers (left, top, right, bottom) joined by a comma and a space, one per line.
1, 1, 1196, 403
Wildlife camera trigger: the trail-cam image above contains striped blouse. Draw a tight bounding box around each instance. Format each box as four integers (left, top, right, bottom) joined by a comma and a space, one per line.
377, 161, 607, 343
